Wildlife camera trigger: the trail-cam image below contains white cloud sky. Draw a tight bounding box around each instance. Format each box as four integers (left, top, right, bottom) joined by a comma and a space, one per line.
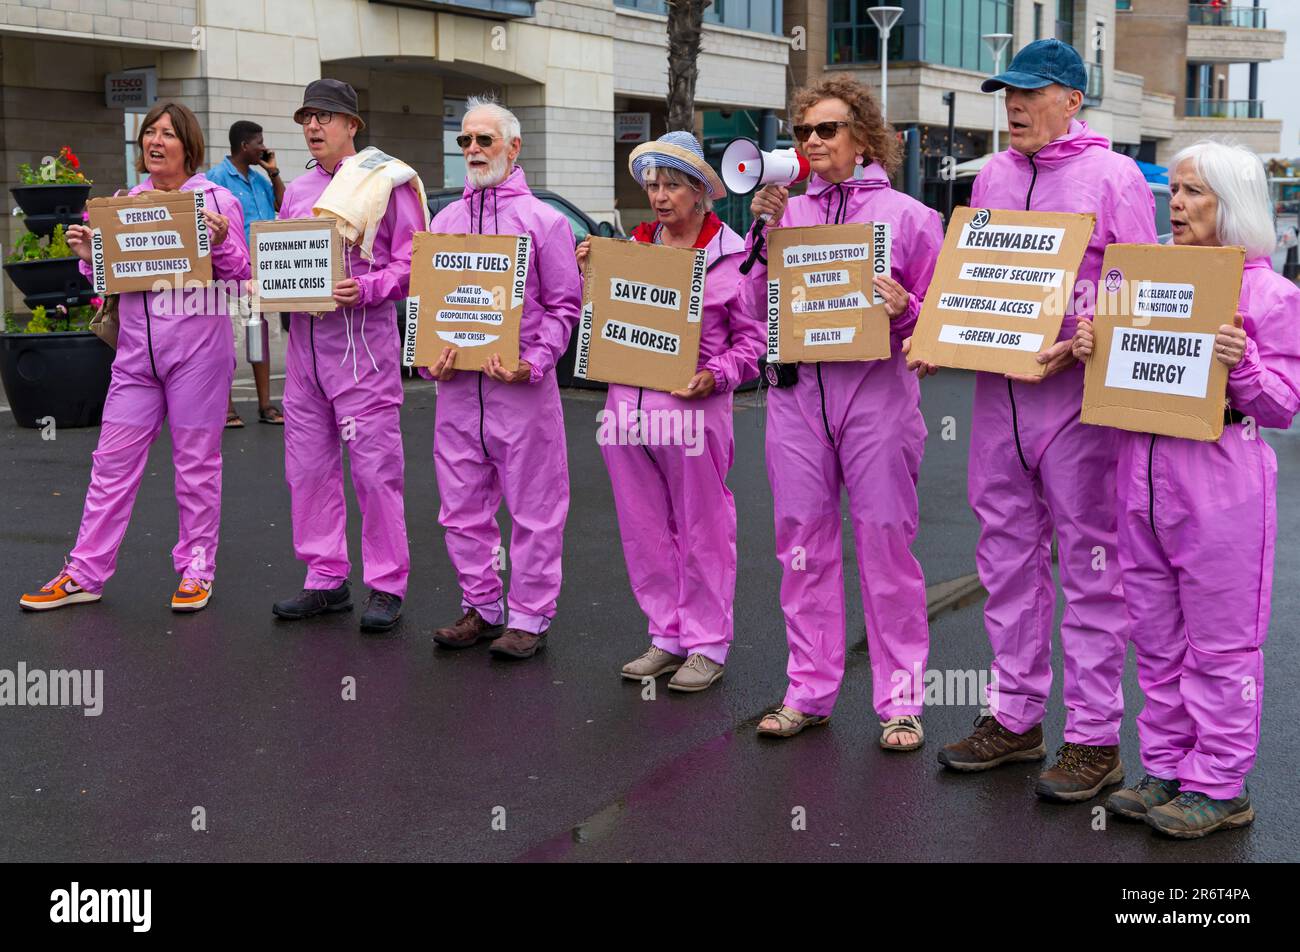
1231, 3, 1300, 159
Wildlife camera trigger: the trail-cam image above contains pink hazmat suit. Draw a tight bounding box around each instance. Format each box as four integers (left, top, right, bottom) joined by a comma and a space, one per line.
749, 162, 945, 718
968, 120, 1157, 744
428, 166, 582, 633
1118, 256, 1300, 798
65, 174, 247, 592
598, 214, 764, 663
280, 157, 425, 598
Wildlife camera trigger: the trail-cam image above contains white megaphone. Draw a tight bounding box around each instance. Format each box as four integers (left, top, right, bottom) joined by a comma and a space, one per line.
721, 137, 811, 196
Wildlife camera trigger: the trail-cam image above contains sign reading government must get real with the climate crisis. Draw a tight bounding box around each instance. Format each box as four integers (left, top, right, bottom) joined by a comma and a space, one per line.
907, 206, 1096, 377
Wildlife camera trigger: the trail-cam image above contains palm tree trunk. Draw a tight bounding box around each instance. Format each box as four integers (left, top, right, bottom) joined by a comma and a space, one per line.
666, 0, 711, 132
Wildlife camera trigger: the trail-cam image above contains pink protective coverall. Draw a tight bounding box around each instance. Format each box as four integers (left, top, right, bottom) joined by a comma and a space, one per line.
598, 214, 764, 664
1119, 256, 1300, 799
65, 174, 246, 592
280, 158, 424, 598
428, 166, 582, 634
748, 163, 945, 718
969, 120, 1157, 744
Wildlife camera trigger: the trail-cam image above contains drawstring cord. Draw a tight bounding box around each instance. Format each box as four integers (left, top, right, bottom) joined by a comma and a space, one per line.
337, 253, 380, 382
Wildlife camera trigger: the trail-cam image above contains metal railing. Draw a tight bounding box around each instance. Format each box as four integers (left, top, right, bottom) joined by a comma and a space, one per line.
1188, 3, 1268, 29
1185, 98, 1264, 118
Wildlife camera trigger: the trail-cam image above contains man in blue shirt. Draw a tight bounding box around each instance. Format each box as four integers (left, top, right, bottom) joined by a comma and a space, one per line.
208, 120, 285, 426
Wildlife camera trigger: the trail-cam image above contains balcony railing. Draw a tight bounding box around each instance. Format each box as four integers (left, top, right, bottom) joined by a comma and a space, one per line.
1188, 3, 1268, 29
1185, 98, 1264, 118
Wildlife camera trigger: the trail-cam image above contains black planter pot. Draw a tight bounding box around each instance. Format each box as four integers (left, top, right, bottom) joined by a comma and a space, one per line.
2, 256, 92, 311
0, 331, 113, 428
11, 184, 91, 233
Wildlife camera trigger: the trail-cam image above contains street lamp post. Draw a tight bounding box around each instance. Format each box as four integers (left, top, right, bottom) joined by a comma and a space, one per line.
982, 32, 1013, 154
867, 6, 904, 123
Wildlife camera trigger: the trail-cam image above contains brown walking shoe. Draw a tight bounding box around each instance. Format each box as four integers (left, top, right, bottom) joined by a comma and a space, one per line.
488, 628, 547, 659
938, 715, 1047, 772
1035, 743, 1124, 803
433, 607, 502, 649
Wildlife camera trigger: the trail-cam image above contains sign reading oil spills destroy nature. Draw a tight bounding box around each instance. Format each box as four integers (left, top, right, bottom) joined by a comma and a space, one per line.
765, 221, 892, 363
575, 236, 706, 392
250, 217, 344, 313
403, 232, 531, 373
86, 189, 211, 294
1081, 243, 1244, 442
907, 206, 1096, 377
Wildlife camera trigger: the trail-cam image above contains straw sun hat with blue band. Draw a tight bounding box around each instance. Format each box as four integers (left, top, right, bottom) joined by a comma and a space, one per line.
629, 131, 727, 201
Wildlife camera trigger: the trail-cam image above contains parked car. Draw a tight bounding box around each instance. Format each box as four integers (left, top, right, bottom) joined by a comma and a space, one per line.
1150, 181, 1171, 244
425, 187, 621, 243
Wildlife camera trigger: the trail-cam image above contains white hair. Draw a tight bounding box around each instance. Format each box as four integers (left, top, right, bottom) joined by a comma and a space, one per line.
464, 95, 521, 143
1171, 140, 1276, 258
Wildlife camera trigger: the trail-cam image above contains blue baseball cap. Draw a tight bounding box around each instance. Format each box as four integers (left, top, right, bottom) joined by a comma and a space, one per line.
981, 38, 1087, 93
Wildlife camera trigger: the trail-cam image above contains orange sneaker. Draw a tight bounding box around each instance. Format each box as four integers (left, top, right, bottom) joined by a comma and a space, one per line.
171, 578, 213, 612
19, 572, 101, 611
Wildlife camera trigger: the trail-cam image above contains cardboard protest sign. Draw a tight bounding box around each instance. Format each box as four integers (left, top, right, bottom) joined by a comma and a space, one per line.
1081, 244, 1243, 442
908, 206, 1095, 376
250, 217, 344, 313
403, 232, 530, 373
765, 222, 892, 363
86, 190, 212, 294
574, 237, 706, 392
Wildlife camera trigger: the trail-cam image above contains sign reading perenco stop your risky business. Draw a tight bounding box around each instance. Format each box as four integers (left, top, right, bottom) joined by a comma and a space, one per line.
1081, 243, 1244, 442
908, 206, 1095, 377
403, 232, 530, 373
574, 236, 706, 392
86, 190, 212, 294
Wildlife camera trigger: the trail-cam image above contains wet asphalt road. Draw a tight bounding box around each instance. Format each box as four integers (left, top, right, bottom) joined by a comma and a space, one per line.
1, 370, 1296, 862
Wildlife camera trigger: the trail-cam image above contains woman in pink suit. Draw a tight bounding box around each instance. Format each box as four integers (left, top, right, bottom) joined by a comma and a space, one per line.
576, 131, 764, 693
21, 101, 246, 614
1073, 140, 1300, 838
746, 77, 944, 747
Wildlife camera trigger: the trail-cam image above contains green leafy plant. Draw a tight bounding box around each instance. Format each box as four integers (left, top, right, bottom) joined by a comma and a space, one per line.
17, 146, 92, 186
6, 224, 75, 263
3, 302, 94, 334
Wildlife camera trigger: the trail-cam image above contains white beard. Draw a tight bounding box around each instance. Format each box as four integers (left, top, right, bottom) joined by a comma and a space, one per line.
466, 153, 511, 189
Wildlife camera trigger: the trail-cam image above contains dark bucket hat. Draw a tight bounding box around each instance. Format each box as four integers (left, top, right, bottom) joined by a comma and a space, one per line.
981, 38, 1087, 94
294, 78, 366, 129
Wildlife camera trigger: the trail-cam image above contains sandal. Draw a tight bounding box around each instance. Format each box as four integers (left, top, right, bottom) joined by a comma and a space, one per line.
225, 408, 244, 428
258, 404, 284, 425
879, 715, 924, 751
756, 705, 829, 739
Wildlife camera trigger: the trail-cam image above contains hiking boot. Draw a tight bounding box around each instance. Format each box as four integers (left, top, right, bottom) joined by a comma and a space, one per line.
1105, 774, 1181, 820
489, 628, 547, 659
1146, 790, 1255, 839
171, 578, 213, 612
938, 715, 1046, 772
19, 571, 100, 611
359, 590, 402, 633
1035, 743, 1124, 802
272, 581, 352, 619
621, 645, 685, 680
667, 653, 724, 693
433, 607, 503, 649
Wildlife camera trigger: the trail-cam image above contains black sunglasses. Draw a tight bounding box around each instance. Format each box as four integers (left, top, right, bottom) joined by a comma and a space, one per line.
456, 133, 498, 149
792, 120, 853, 143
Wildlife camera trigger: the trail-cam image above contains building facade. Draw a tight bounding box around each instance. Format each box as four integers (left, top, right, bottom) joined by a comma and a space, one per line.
785, 1, 1285, 209
0, 0, 790, 308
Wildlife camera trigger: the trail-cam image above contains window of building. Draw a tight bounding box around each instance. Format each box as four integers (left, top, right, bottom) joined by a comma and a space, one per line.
443, 98, 467, 189
921, 0, 1015, 72
1034, 2, 1044, 39
1116, 0, 1132, 11
829, 0, 907, 65
1056, 0, 1073, 44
